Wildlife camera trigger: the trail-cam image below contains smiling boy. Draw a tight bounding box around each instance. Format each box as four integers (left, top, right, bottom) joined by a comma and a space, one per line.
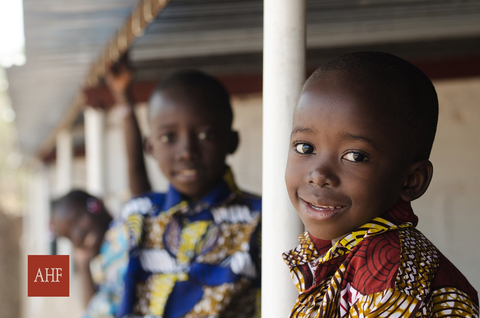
116, 70, 261, 318
283, 52, 478, 317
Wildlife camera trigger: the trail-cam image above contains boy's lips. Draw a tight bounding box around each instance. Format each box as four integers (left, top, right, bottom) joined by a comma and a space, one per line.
300, 198, 346, 221
174, 168, 200, 181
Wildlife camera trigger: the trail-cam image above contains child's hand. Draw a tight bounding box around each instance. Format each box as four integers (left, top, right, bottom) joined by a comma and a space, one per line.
73, 245, 99, 304
105, 54, 133, 105
73, 245, 98, 272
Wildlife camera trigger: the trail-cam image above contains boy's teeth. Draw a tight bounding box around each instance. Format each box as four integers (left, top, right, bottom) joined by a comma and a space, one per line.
179, 169, 197, 176
309, 203, 342, 210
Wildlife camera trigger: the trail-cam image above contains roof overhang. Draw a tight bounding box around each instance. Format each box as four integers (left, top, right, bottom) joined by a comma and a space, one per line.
7, 0, 480, 160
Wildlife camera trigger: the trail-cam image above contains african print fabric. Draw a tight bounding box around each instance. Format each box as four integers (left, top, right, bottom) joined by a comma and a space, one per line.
116, 167, 261, 318
283, 200, 479, 318
83, 220, 129, 318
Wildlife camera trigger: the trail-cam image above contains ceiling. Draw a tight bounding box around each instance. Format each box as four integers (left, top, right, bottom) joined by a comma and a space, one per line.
7, 0, 480, 157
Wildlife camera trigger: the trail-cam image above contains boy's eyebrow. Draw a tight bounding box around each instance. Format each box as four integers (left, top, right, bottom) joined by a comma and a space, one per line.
291, 126, 315, 136
341, 132, 377, 148
155, 123, 178, 130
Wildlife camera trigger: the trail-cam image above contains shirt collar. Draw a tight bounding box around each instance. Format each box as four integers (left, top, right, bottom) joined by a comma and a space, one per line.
283, 200, 417, 268
163, 166, 240, 214
338, 200, 416, 252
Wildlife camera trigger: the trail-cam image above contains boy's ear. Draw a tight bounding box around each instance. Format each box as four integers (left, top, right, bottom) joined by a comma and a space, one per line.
400, 160, 433, 202
143, 136, 153, 155
227, 130, 239, 154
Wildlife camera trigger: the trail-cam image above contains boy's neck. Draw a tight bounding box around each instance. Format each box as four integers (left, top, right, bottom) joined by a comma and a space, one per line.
178, 166, 232, 203
331, 235, 347, 246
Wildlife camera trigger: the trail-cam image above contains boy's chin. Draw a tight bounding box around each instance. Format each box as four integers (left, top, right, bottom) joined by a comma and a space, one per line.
172, 178, 222, 201
304, 225, 346, 243
174, 184, 208, 201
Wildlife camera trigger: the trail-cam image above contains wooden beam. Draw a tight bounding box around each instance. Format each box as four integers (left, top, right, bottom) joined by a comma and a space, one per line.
43, 144, 85, 164
83, 73, 264, 109
305, 54, 480, 80
414, 56, 480, 80
86, 0, 172, 88
84, 54, 480, 110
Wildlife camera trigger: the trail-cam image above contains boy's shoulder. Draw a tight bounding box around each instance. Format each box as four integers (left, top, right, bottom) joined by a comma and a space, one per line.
350, 226, 478, 304
235, 191, 262, 212
121, 191, 165, 219
351, 226, 441, 292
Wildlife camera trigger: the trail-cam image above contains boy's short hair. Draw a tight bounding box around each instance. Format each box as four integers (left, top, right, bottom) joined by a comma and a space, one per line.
149, 70, 234, 129
306, 51, 438, 161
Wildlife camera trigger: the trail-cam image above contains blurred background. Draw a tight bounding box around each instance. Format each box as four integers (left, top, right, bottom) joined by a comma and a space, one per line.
1, 0, 480, 317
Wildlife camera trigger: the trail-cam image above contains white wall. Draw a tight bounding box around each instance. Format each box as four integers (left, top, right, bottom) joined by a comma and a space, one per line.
228, 94, 263, 195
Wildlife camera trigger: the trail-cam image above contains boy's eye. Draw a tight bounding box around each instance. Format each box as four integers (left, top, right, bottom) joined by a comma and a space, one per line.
295, 143, 314, 154
343, 152, 368, 162
198, 130, 215, 140
159, 133, 175, 143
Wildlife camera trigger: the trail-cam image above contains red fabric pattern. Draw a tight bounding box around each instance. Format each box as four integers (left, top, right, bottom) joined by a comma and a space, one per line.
345, 231, 400, 295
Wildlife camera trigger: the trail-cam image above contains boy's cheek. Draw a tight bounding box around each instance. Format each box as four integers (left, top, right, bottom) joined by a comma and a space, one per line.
285, 156, 304, 182
285, 165, 301, 204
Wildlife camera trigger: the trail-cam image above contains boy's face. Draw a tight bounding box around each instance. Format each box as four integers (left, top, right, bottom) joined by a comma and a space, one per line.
285, 74, 410, 241
147, 89, 235, 200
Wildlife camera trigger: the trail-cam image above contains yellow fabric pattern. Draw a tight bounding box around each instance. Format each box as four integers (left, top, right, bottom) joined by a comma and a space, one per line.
290, 263, 346, 318
197, 220, 259, 264
396, 227, 439, 299
148, 273, 178, 316
142, 201, 187, 250
429, 287, 479, 317
184, 278, 252, 318
349, 289, 420, 317
222, 166, 242, 196
177, 220, 211, 265
126, 213, 144, 247
338, 217, 411, 252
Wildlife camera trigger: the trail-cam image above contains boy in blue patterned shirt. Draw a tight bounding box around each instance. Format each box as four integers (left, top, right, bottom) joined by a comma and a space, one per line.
117, 70, 261, 318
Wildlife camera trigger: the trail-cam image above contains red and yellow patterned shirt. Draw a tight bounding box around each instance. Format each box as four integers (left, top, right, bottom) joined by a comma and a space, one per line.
283, 200, 479, 317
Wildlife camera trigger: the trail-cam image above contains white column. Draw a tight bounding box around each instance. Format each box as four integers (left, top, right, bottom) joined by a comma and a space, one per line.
55, 129, 74, 256
262, 0, 306, 317
84, 107, 105, 197
23, 165, 47, 318
30, 163, 51, 255
56, 129, 73, 195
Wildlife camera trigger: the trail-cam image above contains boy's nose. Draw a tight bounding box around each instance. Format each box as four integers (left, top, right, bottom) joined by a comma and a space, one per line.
306, 160, 339, 188
176, 135, 199, 161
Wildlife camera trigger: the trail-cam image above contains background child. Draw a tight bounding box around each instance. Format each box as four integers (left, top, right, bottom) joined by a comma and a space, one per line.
283, 52, 478, 317
117, 70, 262, 318
51, 190, 129, 318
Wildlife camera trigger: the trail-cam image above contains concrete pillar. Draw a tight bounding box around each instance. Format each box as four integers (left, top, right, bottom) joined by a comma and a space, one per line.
84, 107, 105, 197
55, 129, 73, 195
30, 163, 51, 255
55, 129, 73, 256
262, 0, 306, 316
